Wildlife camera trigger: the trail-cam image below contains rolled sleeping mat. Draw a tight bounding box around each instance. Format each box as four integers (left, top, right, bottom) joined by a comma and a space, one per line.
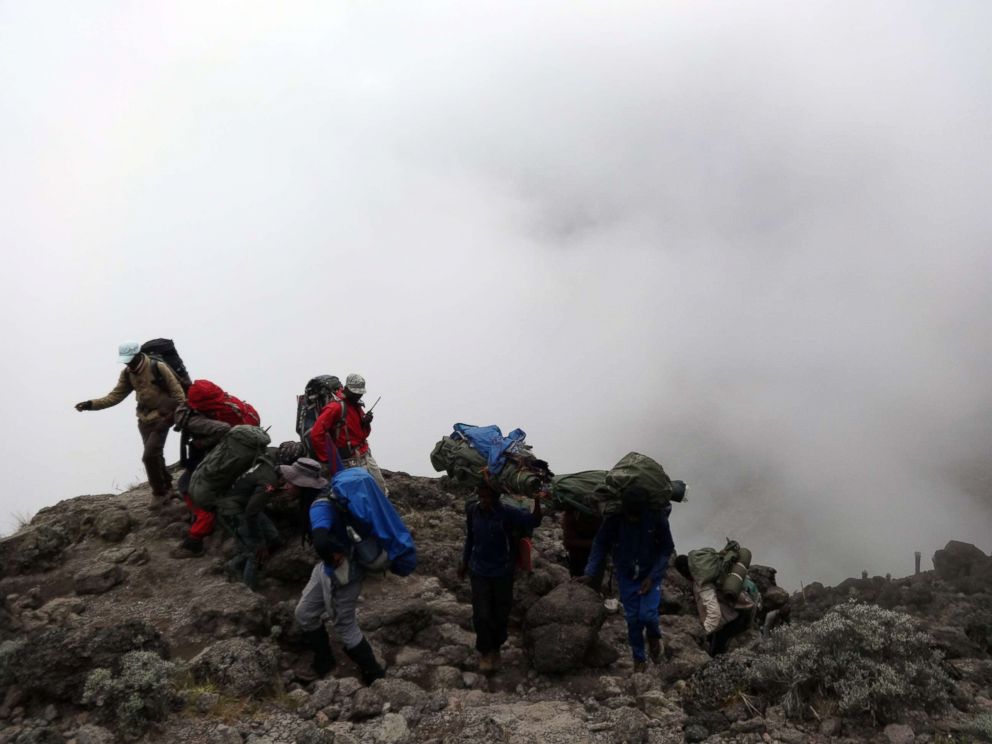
721, 561, 748, 598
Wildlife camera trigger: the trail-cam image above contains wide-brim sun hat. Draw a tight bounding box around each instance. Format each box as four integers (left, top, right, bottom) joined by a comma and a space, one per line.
279, 458, 329, 489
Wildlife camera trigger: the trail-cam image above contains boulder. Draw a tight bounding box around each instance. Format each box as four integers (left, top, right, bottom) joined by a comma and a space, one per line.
0, 524, 70, 578
523, 582, 606, 673
0, 620, 166, 702
189, 638, 279, 697
94, 509, 131, 543
933, 541, 989, 581
883, 723, 916, 744
74, 563, 125, 595
369, 678, 428, 710
361, 598, 432, 645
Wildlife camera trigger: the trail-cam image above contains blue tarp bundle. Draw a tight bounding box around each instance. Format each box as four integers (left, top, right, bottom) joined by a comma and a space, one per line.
330, 468, 417, 576
451, 423, 527, 474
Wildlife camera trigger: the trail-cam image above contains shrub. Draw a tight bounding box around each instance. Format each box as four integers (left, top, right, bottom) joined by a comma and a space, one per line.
82, 651, 176, 737
685, 601, 954, 724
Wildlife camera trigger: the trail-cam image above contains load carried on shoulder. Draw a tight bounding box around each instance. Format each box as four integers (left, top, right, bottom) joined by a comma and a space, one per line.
548, 470, 609, 515
430, 423, 552, 498
549, 452, 688, 516
323, 468, 417, 576
189, 425, 272, 511
686, 539, 753, 599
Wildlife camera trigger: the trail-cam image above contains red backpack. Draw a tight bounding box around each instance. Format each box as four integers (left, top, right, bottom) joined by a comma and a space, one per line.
187, 380, 260, 427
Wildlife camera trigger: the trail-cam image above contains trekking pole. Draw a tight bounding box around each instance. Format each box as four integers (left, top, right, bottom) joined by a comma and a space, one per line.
366, 396, 382, 414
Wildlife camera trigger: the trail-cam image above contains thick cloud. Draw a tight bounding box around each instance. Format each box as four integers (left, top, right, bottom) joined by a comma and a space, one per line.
2, 1, 990, 586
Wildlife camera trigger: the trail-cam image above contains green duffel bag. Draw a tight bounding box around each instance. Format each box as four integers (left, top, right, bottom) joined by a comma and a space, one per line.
602, 452, 673, 514
190, 425, 271, 511
550, 470, 609, 515
687, 547, 724, 584
430, 436, 487, 484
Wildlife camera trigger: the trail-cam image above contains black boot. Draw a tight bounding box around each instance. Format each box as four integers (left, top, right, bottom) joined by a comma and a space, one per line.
302, 626, 336, 677
344, 637, 385, 685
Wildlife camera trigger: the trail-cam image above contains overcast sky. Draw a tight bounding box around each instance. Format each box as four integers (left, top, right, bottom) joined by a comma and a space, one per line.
2, 1, 990, 587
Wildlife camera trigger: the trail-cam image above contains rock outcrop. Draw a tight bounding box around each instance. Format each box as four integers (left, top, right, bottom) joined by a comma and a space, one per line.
1, 471, 990, 744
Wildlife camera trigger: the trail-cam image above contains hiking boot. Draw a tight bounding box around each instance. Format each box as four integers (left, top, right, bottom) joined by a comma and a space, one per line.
344, 637, 385, 685
633, 661, 648, 673
647, 636, 662, 664
302, 626, 336, 678
169, 537, 204, 559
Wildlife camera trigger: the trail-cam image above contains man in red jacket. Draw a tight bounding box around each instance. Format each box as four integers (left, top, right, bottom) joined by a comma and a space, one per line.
309, 373, 388, 493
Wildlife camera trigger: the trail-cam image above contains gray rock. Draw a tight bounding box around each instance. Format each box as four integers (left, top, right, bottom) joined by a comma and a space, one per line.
430, 666, 464, 689
336, 677, 363, 698
884, 723, 916, 744
299, 679, 339, 719
818, 717, 842, 736
930, 626, 983, 659
350, 686, 384, 719
526, 623, 598, 675
948, 658, 992, 685
189, 639, 279, 697
73, 563, 125, 595
95, 510, 131, 543
683, 723, 708, 742
362, 598, 432, 645
933, 541, 988, 581
208, 725, 242, 744
294, 721, 333, 744
74, 724, 116, 744
369, 679, 427, 710
373, 712, 409, 743
609, 707, 650, 743
658, 632, 711, 683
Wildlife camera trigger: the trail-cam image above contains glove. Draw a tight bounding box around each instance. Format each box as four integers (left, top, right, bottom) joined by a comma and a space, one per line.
361, 412, 374, 427
75, 401, 93, 411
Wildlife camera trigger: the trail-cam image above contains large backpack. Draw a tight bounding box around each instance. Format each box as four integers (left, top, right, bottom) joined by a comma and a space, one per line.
186, 379, 260, 427
189, 425, 271, 511
550, 470, 610, 516
687, 539, 753, 598
296, 375, 342, 456
141, 338, 192, 392
321, 468, 416, 577
600, 452, 674, 514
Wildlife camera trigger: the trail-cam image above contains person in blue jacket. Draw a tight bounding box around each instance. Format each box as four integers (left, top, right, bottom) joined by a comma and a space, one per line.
582, 488, 675, 671
292, 459, 386, 684
458, 481, 543, 673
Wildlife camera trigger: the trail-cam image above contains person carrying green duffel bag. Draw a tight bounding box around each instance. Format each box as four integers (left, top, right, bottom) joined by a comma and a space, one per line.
189, 425, 271, 512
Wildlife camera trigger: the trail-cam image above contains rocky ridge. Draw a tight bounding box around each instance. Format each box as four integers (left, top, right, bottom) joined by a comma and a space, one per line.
0, 469, 990, 743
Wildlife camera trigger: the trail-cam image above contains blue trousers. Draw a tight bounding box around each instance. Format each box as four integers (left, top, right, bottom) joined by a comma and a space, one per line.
619, 574, 662, 662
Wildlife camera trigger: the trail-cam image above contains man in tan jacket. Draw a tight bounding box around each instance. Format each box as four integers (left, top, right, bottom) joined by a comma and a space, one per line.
76, 341, 186, 506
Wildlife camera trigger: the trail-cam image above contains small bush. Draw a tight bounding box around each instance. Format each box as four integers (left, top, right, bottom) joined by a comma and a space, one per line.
685, 601, 954, 724
82, 651, 176, 737
973, 713, 992, 740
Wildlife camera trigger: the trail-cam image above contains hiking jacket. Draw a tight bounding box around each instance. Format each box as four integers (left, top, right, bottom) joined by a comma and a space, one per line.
585, 509, 674, 583
89, 354, 185, 425
216, 453, 279, 517
310, 395, 371, 462
462, 501, 542, 578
